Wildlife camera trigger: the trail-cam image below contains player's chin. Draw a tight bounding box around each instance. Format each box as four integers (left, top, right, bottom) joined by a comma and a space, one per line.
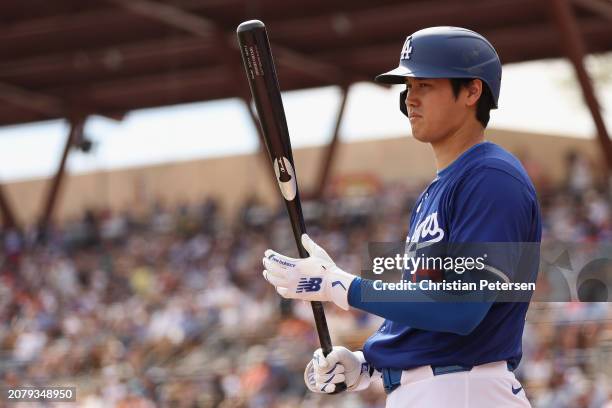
410, 127, 431, 142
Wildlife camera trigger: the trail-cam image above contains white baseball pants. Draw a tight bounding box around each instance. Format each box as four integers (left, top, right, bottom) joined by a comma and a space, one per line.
384, 361, 531, 408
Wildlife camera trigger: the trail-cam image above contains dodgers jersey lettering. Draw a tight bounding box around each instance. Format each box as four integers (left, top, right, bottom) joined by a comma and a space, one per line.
362, 141, 542, 371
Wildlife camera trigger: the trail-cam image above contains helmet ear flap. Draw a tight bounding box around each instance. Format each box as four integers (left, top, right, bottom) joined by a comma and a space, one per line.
399, 90, 408, 117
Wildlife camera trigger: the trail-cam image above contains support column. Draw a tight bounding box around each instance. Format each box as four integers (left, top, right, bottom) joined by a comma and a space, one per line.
39, 117, 85, 230
549, 0, 612, 173
0, 184, 18, 230
314, 86, 349, 199
242, 98, 278, 186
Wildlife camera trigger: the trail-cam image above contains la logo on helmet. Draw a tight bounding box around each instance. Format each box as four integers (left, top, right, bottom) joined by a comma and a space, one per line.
400, 36, 413, 60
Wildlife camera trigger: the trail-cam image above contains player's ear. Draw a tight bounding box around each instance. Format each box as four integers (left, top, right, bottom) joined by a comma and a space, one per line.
465, 79, 483, 107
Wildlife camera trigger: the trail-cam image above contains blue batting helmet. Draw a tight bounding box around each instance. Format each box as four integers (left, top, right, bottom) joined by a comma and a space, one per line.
375, 26, 502, 109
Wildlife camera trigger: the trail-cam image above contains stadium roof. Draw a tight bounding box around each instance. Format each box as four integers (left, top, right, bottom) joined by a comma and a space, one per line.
1, 0, 612, 126
0, 0, 611, 230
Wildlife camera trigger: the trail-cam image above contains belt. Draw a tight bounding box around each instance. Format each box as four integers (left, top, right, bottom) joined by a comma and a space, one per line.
381, 361, 514, 395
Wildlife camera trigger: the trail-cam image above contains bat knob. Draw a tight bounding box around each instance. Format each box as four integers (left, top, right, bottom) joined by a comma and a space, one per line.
330, 382, 348, 394
237, 20, 265, 32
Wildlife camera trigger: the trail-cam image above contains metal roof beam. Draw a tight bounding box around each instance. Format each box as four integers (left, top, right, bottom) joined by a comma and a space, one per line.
34, 65, 354, 114
0, 82, 65, 116
39, 116, 86, 231
106, 0, 215, 36
3, 9, 127, 38
0, 183, 19, 230
314, 19, 612, 67
572, 0, 612, 21
548, 0, 612, 172
242, 98, 277, 191
105, 0, 360, 86
0, 36, 216, 86
269, 0, 544, 47
62, 67, 229, 100
314, 86, 349, 199
0, 81, 124, 122
0, 9, 165, 60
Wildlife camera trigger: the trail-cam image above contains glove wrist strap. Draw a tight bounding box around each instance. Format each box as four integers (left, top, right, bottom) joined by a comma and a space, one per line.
328, 267, 356, 310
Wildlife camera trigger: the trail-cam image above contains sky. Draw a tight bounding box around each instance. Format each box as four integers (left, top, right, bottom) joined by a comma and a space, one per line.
0, 55, 610, 183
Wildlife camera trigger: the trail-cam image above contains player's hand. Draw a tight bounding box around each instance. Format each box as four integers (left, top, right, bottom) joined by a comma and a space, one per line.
262, 234, 356, 310
304, 347, 375, 393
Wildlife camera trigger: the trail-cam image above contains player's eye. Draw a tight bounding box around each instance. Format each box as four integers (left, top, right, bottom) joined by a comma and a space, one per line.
406, 82, 429, 91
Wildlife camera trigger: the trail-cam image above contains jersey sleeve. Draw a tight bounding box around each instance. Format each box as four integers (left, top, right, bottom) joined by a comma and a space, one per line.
446, 166, 539, 282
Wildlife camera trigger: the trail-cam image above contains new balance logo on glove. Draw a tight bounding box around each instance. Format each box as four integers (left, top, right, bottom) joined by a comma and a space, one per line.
267, 254, 296, 268
296, 277, 323, 293
262, 234, 355, 310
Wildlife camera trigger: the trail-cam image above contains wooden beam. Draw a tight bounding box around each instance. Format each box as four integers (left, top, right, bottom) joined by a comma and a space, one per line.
548, 0, 612, 172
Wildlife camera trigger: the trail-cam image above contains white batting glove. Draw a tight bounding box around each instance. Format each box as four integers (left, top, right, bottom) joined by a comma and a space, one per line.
262, 234, 356, 310
304, 347, 376, 393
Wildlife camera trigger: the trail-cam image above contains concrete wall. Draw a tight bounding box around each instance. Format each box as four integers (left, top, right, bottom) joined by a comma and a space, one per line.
2, 128, 602, 225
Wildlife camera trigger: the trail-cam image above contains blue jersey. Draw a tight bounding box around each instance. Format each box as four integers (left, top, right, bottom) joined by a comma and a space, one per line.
361, 141, 542, 370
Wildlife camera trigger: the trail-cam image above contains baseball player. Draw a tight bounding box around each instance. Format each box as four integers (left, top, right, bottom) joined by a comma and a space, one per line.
262, 26, 541, 407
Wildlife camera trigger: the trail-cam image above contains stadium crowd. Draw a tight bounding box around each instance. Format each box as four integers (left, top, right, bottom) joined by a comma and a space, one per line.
0, 150, 610, 407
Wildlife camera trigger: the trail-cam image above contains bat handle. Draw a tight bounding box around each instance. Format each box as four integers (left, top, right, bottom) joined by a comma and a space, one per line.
311, 301, 348, 394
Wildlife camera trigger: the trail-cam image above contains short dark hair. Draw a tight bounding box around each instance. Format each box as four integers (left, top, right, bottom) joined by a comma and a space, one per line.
449, 78, 494, 128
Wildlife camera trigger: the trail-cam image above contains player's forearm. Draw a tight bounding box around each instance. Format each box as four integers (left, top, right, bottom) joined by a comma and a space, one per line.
347, 277, 492, 335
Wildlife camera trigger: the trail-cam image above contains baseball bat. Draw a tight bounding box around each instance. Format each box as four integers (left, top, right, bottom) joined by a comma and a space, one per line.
237, 20, 347, 394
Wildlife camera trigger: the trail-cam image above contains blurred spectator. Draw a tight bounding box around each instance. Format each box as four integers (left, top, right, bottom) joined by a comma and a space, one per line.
0, 165, 610, 407
565, 151, 595, 196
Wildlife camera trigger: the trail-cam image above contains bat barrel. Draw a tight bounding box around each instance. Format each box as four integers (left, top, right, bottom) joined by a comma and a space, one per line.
237, 19, 265, 32
236, 20, 294, 163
